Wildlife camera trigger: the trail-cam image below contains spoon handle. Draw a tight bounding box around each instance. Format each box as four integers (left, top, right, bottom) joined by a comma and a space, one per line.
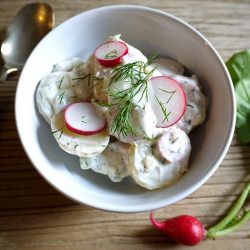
0, 64, 18, 83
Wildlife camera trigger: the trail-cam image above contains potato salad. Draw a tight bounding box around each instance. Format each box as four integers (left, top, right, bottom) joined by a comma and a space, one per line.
36, 35, 206, 190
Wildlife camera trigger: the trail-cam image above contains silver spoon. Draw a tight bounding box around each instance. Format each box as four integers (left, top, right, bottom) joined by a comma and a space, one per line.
0, 3, 54, 82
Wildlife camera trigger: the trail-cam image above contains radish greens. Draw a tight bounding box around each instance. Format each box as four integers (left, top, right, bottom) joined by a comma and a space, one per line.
226, 50, 250, 144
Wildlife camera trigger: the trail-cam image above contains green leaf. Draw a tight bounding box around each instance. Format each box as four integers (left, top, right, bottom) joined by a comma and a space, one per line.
235, 79, 250, 127
226, 50, 250, 144
226, 50, 250, 86
237, 115, 250, 144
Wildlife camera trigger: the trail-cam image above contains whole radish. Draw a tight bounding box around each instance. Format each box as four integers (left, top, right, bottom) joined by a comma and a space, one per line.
150, 213, 205, 245
149, 183, 250, 246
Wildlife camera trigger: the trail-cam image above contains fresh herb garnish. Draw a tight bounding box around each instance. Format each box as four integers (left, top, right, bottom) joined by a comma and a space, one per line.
58, 130, 63, 140
57, 76, 64, 89
104, 49, 118, 59
155, 95, 171, 124
226, 50, 250, 144
51, 64, 57, 73
57, 91, 66, 104
81, 115, 87, 123
90, 76, 104, 89
158, 88, 176, 103
104, 57, 157, 136
143, 131, 156, 142
52, 127, 64, 140
72, 73, 91, 87
187, 103, 194, 108
72, 74, 91, 81
93, 76, 104, 82
171, 137, 179, 144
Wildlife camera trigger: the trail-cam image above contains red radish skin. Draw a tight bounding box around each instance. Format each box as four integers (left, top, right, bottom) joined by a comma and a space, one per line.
150, 76, 186, 128
150, 213, 205, 246
94, 41, 128, 68
64, 102, 106, 135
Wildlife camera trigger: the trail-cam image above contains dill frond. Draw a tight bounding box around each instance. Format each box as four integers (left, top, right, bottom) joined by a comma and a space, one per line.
105, 56, 157, 136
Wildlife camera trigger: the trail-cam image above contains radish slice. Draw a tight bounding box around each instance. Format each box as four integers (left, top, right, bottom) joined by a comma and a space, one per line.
94, 41, 128, 67
150, 76, 186, 128
155, 126, 191, 163
64, 102, 106, 135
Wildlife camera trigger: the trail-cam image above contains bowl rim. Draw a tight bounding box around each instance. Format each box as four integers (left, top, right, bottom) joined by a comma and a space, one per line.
15, 4, 236, 213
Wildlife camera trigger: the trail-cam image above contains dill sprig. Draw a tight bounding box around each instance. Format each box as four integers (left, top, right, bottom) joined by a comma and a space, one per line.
158, 88, 176, 103
187, 103, 194, 108
72, 73, 91, 87
81, 115, 87, 123
105, 56, 157, 137
93, 76, 104, 82
51, 64, 57, 73
57, 91, 66, 104
90, 76, 104, 89
52, 126, 64, 140
143, 131, 156, 142
104, 49, 118, 59
57, 76, 64, 89
171, 137, 179, 144
155, 95, 171, 124
72, 74, 91, 81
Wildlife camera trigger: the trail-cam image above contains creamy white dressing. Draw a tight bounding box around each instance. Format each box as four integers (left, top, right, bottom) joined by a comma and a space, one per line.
36, 58, 92, 123
173, 75, 206, 133
36, 35, 207, 190
128, 126, 191, 190
80, 141, 129, 182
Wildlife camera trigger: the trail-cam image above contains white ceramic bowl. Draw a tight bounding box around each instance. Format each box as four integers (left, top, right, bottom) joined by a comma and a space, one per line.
15, 5, 236, 212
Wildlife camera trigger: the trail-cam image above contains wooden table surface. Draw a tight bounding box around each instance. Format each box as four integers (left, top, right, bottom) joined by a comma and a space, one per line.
0, 0, 250, 249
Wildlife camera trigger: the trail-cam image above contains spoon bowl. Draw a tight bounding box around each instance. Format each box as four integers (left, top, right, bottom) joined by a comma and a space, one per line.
0, 3, 54, 82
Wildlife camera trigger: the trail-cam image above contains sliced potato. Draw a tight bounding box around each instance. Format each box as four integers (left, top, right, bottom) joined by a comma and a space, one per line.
173, 75, 207, 133
128, 127, 191, 190
51, 110, 109, 158
93, 77, 109, 103
36, 58, 93, 124
86, 55, 110, 103
152, 58, 185, 76
80, 141, 130, 182
52, 57, 86, 73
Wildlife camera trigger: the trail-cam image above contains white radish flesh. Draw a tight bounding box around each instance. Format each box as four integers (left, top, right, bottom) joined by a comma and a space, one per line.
51, 110, 109, 158
94, 41, 128, 67
150, 76, 186, 128
64, 102, 106, 135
